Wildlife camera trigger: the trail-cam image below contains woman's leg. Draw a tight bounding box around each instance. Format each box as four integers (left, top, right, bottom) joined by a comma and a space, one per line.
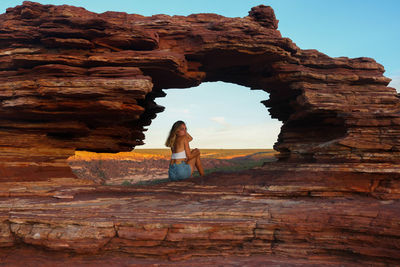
186, 149, 203, 176
195, 154, 204, 176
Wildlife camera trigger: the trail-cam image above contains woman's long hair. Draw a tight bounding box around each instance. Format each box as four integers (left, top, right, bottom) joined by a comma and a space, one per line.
165, 120, 185, 148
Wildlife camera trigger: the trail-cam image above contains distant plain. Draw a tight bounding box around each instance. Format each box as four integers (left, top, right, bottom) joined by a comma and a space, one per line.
69, 149, 277, 185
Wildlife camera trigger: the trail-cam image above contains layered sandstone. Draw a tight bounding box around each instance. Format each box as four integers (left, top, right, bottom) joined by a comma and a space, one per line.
0, 2, 400, 265
0, 170, 399, 265
0, 2, 399, 180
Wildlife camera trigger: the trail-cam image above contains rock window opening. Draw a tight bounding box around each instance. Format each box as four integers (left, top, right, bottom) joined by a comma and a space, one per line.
68, 81, 282, 185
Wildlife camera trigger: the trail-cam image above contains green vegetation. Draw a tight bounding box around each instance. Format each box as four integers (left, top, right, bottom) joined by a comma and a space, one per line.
121, 181, 132, 186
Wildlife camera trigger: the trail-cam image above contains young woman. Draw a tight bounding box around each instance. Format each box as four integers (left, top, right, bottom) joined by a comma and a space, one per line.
165, 120, 205, 181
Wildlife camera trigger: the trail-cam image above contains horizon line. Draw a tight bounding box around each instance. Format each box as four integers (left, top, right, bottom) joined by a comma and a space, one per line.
134, 148, 275, 150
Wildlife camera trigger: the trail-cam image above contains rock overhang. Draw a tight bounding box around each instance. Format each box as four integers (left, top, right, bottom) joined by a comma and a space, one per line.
0, 1, 399, 180
0, 2, 399, 264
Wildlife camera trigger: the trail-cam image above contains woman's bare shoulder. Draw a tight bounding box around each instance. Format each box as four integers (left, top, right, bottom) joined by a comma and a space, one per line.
175, 136, 186, 142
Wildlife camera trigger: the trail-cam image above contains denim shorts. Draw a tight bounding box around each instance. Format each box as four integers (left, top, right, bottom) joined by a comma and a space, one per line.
168, 162, 191, 181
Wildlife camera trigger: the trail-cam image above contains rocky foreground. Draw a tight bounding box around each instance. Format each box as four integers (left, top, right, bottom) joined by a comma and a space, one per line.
0, 1, 399, 265
0, 168, 399, 265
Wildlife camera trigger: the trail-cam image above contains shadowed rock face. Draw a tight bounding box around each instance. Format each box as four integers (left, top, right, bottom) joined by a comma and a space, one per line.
0, 2, 399, 179
0, 170, 399, 265
1, 3, 400, 265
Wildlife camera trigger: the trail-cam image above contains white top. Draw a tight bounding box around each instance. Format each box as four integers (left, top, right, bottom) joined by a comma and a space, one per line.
171, 150, 186, 159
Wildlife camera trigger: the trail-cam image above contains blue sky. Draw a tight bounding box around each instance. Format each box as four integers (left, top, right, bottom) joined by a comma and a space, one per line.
2, 1, 399, 148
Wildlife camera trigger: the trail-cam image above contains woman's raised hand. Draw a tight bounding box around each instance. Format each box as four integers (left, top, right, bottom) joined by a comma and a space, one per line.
186, 132, 193, 142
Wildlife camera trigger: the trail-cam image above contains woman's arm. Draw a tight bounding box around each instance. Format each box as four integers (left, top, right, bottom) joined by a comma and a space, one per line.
183, 136, 200, 162
183, 136, 192, 160
186, 132, 193, 142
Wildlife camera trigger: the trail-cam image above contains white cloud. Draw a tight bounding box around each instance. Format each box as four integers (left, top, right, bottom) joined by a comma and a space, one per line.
210, 116, 228, 125
165, 107, 193, 118
389, 76, 400, 93
140, 122, 282, 149
139, 81, 282, 149
188, 121, 282, 149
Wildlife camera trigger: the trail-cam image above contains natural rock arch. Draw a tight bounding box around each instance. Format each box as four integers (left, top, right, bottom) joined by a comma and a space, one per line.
0, 2, 399, 180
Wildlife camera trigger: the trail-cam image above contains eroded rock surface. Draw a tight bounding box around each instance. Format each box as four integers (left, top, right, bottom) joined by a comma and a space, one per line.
0, 170, 399, 265
0, 2, 400, 265
0, 2, 399, 179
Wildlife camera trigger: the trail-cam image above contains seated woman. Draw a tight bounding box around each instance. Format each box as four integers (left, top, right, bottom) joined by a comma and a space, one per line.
165, 120, 205, 181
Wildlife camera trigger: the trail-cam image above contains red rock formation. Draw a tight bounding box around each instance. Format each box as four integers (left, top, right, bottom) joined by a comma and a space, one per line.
0, 170, 399, 265
0, 2, 399, 180
1, 2, 400, 265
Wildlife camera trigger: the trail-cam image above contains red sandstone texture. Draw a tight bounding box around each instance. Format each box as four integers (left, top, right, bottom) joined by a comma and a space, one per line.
0, 170, 399, 265
0, 2, 399, 179
0, 1, 400, 265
